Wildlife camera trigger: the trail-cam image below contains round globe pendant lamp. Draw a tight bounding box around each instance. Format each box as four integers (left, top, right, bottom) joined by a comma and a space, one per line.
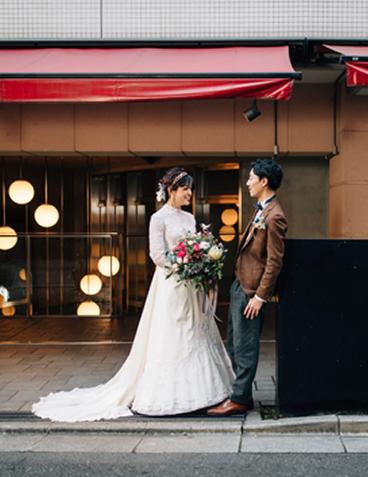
34, 160, 59, 228
0, 226, 18, 250
221, 208, 238, 226
2, 305, 16, 317
98, 255, 120, 277
77, 300, 100, 316
19, 268, 27, 281
80, 274, 103, 295
34, 204, 59, 228
219, 225, 236, 242
0, 162, 18, 251
8, 179, 35, 205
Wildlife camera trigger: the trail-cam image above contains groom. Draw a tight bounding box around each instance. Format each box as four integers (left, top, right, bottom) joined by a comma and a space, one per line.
208, 158, 288, 416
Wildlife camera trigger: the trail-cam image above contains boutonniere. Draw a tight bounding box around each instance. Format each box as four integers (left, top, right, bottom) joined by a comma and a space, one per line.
253, 216, 267, 230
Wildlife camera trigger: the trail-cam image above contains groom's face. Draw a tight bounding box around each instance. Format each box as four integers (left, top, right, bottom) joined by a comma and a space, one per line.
246, 169, 266, 199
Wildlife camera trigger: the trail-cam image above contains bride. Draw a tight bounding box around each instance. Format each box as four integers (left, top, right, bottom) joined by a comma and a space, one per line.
32, 167, 234, 421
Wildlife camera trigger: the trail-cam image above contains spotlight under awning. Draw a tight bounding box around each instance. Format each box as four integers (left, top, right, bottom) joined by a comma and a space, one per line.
0, 46, 301, 102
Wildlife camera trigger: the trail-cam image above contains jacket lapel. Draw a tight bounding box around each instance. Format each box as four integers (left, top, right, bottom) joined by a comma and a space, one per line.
236, 210, 256, 256
238, 199, 279, 253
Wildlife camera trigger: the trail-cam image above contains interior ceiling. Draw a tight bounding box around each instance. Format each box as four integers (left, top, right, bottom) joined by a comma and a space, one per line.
298, 64, 344, 83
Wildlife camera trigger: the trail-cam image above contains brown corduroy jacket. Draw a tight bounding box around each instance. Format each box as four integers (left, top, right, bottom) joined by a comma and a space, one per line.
235, 199, 288, 301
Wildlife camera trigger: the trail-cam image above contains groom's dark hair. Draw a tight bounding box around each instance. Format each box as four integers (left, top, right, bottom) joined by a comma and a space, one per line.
251, 158, 283, 191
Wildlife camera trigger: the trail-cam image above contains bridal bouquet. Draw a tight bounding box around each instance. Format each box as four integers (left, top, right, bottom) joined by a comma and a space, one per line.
165, 224, 226, 292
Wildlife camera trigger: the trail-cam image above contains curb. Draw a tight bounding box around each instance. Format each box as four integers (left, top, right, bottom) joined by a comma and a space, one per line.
1, 414, 368, 435
244, 412, 338, 434
0, 417, 244, 434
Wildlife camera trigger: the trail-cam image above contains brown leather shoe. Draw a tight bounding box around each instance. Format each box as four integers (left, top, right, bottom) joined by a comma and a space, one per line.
207, 398, 253, 416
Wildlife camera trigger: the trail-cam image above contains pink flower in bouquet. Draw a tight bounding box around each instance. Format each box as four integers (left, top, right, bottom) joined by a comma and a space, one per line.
165, 223, 227, 293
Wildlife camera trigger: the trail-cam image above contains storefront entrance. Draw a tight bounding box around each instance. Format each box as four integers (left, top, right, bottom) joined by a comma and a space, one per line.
0, 156, 328, 342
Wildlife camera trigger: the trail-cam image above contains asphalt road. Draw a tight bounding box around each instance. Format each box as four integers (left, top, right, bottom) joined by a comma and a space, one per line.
1, 453, 368, 477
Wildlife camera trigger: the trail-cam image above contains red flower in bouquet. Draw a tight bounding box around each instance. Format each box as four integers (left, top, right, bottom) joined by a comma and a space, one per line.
165, 224, 227, 292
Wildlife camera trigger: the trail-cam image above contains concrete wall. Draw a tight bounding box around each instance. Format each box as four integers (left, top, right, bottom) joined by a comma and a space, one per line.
240, 157, 328, 240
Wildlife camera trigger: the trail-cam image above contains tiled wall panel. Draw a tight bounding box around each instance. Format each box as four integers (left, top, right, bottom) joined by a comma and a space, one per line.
0, 0, 100, 39
0, 0, 367, 40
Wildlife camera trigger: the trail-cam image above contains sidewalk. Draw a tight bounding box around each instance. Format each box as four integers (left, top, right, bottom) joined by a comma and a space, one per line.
0, 341, 275, 413
1, 414, 368, 453
1, 322, 368, 453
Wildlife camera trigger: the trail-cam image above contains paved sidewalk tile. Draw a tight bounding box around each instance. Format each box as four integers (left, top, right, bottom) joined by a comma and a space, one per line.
135, 433, 240, 453
31, 433, 143, 453
0, 341, 276, 413
241, 434, 345, 453
342, 437, 368, 453
0, 434, 47, 452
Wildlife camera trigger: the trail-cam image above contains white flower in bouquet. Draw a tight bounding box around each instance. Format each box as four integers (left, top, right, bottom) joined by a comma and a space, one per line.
165, 224, 227, 292
208, 245, 223, 261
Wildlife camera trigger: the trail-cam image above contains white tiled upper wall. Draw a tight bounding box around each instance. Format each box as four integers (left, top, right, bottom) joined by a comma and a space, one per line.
0, 0, 367, 40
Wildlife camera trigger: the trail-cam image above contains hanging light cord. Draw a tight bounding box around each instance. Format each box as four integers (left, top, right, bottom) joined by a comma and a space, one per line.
44, 159, 48, 204
2, 159, 6, 226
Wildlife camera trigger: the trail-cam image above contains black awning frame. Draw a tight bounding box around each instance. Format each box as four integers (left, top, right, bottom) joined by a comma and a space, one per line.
0, 72, 302, 79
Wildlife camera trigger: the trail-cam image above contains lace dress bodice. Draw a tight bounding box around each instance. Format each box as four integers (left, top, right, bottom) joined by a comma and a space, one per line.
149, 204, 196, 268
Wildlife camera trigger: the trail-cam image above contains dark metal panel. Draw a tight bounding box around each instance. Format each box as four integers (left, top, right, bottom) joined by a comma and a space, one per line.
277, 239, 368, 415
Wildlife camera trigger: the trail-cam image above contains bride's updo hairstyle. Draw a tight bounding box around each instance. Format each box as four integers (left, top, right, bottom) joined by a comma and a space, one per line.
156, 167, 194, 203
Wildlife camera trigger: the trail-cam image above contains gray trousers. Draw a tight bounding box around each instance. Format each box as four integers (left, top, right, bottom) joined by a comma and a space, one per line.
227, 279, 265, 405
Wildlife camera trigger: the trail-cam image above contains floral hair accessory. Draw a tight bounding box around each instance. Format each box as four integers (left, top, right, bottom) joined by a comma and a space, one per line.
156, 182, 166, 202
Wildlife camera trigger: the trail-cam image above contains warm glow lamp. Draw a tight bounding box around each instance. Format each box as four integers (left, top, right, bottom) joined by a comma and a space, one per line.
80, 274, 103, 295
219, 225, 236, 242
0, 161, 18, 251
221, 209, 238, 226
2, 306, 16, 317
34, 160, 60, 228
19, 268, 27, 281
77, 300, 101, 316
97, 255, 120, 277
0, 226, 18, 250
8, 179, 35, 205
34, 204, 59, 228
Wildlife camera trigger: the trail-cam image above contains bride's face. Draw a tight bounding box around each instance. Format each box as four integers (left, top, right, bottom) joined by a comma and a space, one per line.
170, 185, 192, 207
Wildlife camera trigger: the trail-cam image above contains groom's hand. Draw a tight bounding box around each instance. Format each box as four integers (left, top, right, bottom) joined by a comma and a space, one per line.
244, 297, 263, 320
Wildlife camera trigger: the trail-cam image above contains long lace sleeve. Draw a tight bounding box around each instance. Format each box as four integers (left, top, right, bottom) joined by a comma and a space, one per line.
149, 214, 167, 268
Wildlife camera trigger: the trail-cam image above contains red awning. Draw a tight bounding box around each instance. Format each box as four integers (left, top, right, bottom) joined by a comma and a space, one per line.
324, 44, 368, 87
0, 46, 300, 102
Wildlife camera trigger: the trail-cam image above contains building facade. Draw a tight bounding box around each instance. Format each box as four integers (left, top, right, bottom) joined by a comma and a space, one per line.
0, 1, 367, 319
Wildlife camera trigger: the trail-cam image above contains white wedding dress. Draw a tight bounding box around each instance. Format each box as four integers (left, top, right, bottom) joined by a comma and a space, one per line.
32, 204, 234, 421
